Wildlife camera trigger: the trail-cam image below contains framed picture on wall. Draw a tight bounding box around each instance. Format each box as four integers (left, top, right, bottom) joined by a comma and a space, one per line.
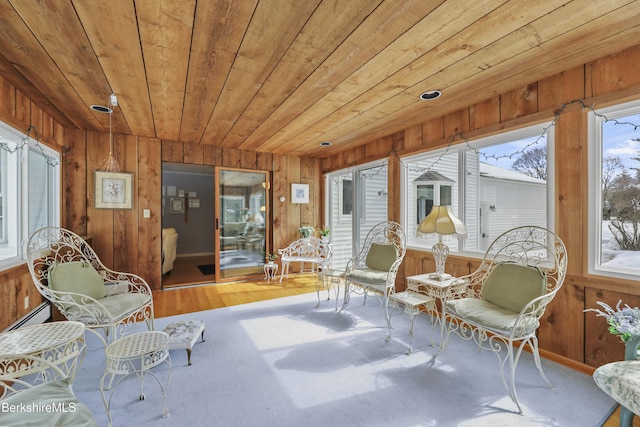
94, 171, 133, 209
170, 197, 185, 213
291, 183, 309, 204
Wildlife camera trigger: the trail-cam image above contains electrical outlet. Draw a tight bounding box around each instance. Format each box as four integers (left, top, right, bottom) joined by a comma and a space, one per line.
24, 295, 29, 310
143, 209, 151, 218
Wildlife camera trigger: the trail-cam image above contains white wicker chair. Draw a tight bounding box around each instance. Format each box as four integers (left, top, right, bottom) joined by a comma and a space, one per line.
27, 227, 154, 346
340, 221, 407, 341
442, 226, 567, 414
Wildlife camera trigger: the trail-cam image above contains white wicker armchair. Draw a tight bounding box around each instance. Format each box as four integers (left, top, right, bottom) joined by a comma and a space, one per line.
340, 221, 407, 341
27, 227, 155, 346
442, 226, 567, 414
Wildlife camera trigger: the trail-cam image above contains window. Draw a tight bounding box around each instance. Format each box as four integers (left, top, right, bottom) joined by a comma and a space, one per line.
588, 99, 640, 280
402, 123, 553, 255
326, 161, 387, 269
0, 121, 60, 269
341, 178, 353, 215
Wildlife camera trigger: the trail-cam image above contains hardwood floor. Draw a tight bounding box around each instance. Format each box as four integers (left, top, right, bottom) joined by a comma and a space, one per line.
603, 407, 640, 426
162, 254, 268, 289
154, 272, 630, 426
154, 271, 319, 318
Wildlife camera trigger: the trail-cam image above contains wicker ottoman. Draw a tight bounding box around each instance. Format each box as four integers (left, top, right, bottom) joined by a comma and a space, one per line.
163, 320, 205, 366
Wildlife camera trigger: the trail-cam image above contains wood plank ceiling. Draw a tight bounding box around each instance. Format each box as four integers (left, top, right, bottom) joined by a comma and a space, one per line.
0, 0, 639, 158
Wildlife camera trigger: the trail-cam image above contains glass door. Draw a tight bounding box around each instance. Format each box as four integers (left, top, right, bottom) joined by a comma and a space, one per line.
216, 168, 269, 281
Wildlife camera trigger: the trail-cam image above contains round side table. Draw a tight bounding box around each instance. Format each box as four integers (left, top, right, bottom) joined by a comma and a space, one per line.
100, 331, 171, 426
264, 262, 278, 281
0, 321, 86, 383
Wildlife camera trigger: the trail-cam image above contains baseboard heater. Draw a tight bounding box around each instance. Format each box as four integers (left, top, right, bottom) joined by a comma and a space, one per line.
5, 302, 52, 332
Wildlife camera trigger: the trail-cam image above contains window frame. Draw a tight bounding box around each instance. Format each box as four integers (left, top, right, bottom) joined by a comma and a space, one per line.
401, 122, 555, 257
0, 121, 61, 271
587, 98, 640, 281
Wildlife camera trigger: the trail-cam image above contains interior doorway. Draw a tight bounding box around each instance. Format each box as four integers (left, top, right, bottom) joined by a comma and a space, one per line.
215, 168, 269, 281
161, 163, 270, 287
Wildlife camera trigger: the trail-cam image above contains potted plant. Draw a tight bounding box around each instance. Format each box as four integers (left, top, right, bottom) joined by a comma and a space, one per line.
266, 253, 278, 264
319, 226, 330, 242
299, 225, 314, 239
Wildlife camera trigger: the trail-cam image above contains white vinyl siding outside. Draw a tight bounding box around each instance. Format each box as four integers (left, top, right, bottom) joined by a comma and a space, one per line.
326, 161, 388, 269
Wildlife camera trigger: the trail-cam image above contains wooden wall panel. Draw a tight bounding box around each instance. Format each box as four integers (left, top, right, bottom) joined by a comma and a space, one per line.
183, 142, 203, 165
538, 66, 584, 111
300, 156, 318, 230
272, 154, 288, 254
162, 140, 183, 162
443, 108, 469, 137
86, 130, 114, 267
403, 125, 422, 151
0, 76, 15, 120
421, 117, 444, 147
590, 45, 640, 97
64, 128, 89, 235
224, 147, 242, 168
555, 108, 584, 278
0, 266, 42, 331
113, 134, 140, 274
138, 136, 162, 288
203, 144, 223, 166
287, 155, 302, 239
500, 83, 538, 122
470, 97, 500, 130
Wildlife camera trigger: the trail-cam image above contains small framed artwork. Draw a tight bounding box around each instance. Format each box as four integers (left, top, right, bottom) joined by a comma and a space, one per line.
94, 171, 133, 209
189, 198, 200, 208
170, 197, 185, 213
291, 183, 309, 204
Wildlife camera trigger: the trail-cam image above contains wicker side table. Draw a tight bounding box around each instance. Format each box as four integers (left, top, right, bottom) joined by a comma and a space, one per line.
100, 331, 171, 426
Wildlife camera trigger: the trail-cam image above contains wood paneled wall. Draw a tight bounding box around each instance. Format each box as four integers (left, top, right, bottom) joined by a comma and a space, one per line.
61, 136, 322, 292
321, 45, 640, 368
2, 43, 640, 368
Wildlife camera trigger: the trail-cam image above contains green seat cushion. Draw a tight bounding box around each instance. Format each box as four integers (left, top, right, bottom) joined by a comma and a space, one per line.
66, 293, 152, 323
48, 261, 106, 303
0, 379, 98, 427
481, 262, 546, 313
365, 243, 398, 271
347, 268, 390, 285
445, 298, 539, 333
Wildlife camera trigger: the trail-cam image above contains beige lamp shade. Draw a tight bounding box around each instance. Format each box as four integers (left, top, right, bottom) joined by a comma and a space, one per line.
417, 205, 467, 237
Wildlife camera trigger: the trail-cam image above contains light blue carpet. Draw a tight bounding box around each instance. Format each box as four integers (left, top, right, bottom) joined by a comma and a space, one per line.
72, 292, 616, 427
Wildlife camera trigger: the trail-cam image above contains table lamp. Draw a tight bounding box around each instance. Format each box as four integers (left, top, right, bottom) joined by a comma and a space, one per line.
417, 205, 467, 280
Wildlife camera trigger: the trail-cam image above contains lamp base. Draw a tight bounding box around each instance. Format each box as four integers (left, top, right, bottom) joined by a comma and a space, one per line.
428, 272, 451, 281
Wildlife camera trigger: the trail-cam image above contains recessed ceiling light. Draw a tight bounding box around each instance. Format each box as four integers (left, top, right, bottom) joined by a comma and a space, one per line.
419, 90, 442, 101
320, 141, 332, 147
90, 105, 113, 113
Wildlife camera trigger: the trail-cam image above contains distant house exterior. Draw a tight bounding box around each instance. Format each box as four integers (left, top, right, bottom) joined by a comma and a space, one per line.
477, 162, 546, 251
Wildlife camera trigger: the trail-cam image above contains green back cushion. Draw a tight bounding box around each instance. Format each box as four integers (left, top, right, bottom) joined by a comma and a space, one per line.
48, 260, 106, 302
365, 243, 398, 271
481, 262, 547, 312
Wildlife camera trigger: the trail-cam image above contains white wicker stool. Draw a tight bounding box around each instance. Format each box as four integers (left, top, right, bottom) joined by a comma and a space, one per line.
163, 320, 205, 366
100, 331, 171, 426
